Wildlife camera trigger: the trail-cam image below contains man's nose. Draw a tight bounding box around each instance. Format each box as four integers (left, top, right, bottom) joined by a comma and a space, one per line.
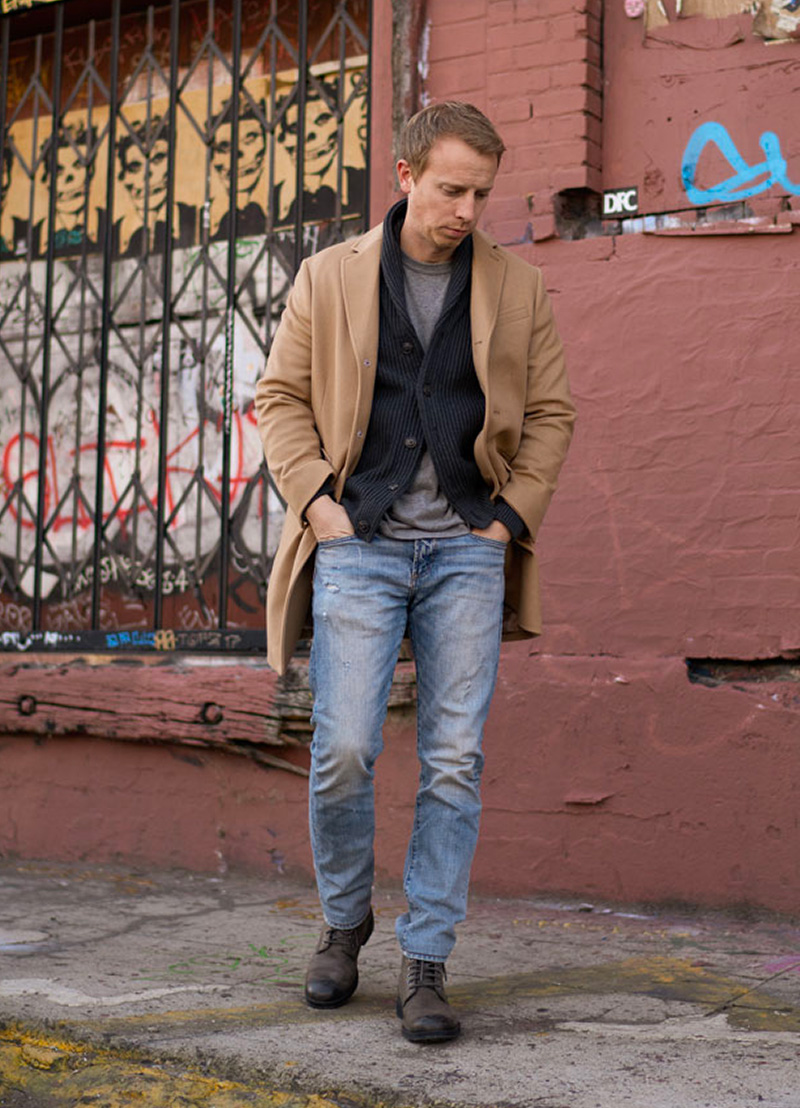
454, 193, 476, 224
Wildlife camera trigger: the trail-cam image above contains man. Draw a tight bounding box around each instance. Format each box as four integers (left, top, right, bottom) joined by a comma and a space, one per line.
117, 115, 195, 256
41, 124, 98, 253
255, 101, 575, 1043
210, 96, 268, 239
273, 75, 367, 228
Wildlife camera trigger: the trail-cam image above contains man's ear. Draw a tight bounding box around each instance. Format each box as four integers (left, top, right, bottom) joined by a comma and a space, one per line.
396, 158, 413, 195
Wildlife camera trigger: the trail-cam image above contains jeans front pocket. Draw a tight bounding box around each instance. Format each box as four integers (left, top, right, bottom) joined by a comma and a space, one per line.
316, 534, 357, 549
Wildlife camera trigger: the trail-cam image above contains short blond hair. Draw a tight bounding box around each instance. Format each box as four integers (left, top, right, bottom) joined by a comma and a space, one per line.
398, 101, 505, 177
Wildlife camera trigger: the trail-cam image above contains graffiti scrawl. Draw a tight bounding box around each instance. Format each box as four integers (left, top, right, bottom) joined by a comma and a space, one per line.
681, 121, 800, 205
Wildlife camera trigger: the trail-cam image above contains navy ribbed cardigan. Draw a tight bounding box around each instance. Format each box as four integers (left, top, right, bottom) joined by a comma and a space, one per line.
340, 199, 523, 541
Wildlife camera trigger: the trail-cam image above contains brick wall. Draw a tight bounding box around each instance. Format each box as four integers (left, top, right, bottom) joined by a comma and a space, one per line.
406, 0, 800, 912
425, 0, 603, 242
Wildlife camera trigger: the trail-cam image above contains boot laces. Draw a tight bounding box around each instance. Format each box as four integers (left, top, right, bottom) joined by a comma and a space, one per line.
322, 926, 360, 953
407, 958, 446, 992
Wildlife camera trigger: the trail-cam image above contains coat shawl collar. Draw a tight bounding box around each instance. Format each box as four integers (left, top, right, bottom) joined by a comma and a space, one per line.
338, 218, 508, 483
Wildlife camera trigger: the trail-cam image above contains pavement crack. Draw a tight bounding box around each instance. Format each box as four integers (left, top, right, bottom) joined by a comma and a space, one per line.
703, 960, 800, 1018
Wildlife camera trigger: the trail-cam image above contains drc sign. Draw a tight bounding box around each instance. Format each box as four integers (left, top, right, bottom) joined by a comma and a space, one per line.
603, 188, 639, 217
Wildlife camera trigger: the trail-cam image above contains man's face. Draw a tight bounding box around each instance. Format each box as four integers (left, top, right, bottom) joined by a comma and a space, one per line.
280, 96, 338, 181
120, 136, 169, 218
212, 117, 266, 196
55, 141, 90, 218
397, 136, 498, 264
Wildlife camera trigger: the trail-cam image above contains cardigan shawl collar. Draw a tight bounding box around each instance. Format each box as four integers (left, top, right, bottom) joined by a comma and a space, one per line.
339, 199, 497, 539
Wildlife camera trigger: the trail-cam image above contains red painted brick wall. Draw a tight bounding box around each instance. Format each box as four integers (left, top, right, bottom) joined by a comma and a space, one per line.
425, 0, 602, 241
2, 0, 798, 915
415, 0, 800, 911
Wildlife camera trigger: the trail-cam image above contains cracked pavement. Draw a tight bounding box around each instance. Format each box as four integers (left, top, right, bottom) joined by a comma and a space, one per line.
0, 860, 799, 1107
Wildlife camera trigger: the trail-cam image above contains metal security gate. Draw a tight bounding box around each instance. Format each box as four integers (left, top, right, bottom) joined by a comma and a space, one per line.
0, 0, 371, 654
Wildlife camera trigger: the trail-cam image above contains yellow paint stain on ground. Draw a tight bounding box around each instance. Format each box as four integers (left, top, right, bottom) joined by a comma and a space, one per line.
68, 956, 800, 1039
0, 1026, 383, 1108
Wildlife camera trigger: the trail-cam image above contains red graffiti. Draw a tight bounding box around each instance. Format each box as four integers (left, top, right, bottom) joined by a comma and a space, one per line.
1, 404, 265, 533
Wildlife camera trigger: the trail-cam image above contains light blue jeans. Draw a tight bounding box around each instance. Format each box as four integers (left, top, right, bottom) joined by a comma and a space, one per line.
308, 532, 506, 962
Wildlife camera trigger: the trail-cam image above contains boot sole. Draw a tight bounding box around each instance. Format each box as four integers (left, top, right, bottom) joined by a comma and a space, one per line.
400, 1023, 461, 1043
395, 997, 460, 1042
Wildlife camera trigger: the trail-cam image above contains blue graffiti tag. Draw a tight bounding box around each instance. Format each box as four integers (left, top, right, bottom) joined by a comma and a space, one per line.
681, 122, 800, 205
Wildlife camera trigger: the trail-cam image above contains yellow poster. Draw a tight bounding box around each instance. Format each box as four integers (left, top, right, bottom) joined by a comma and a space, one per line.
0, 57, 367, 259
1, 0, 63, 14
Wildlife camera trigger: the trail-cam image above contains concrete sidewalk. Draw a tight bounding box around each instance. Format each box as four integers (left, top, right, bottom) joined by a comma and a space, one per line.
0, 860, 798, 1108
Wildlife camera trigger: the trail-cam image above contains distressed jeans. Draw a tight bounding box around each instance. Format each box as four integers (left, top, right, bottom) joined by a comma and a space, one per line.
308, 532, 506, 962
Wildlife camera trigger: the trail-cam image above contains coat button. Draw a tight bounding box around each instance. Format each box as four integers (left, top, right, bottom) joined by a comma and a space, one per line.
404, 437, 417, 449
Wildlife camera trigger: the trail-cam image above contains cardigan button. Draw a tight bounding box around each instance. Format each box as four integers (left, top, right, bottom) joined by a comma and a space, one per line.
422, 385, 432, 397
357, 520, 369, 533
402, 341, 414, 354
403, 437, 417, 449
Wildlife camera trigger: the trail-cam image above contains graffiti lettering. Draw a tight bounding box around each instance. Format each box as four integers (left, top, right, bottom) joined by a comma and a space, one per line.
0, 630, 78, 650
681, 122, 800, 205
103, 629, 175, 649
0, 601, 33, 633
2, 408, 264, 536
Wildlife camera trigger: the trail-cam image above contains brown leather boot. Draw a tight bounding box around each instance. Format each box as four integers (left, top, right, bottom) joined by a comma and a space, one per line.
304, 908, 374, 1009
396, 956, 461, 1043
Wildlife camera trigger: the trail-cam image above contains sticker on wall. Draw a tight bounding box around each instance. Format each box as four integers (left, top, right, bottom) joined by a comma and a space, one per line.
603, 187, 639, 216
645, 0, 743, 28
753, 0, 800, 40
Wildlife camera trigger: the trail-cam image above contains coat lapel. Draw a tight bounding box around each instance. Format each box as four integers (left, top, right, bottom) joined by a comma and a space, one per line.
470, 230, 506, 392
470, 230, 508, 485
341, 224, 382, 371
339, 224, 383, 481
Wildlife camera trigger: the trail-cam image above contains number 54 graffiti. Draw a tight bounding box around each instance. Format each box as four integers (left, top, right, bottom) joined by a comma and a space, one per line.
681, 121, 800, 205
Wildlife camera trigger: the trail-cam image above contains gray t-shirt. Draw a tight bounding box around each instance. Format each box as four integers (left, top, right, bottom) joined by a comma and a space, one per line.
379, 253, 470, 540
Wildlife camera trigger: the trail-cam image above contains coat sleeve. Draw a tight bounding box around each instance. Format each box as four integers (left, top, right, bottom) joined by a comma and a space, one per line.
254, 259, 335, 520
499, 271, 576, 541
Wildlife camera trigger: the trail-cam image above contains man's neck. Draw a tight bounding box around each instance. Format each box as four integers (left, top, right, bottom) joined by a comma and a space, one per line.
399, 223, 460, 265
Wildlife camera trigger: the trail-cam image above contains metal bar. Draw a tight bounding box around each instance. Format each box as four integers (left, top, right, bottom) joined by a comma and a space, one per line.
218, 0, 243, 630
32, 3, 64, 628
0, 18, 9, 227
195, 0, 213, 579
336, 15, 345, 229
69, 20, 96, 587
130, 4, 157, 569
153, 0, 181, 629
90, 0, 121, 627
14, 38, 42, 588
365, 0, 372, 227
293, 0, 308, 276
